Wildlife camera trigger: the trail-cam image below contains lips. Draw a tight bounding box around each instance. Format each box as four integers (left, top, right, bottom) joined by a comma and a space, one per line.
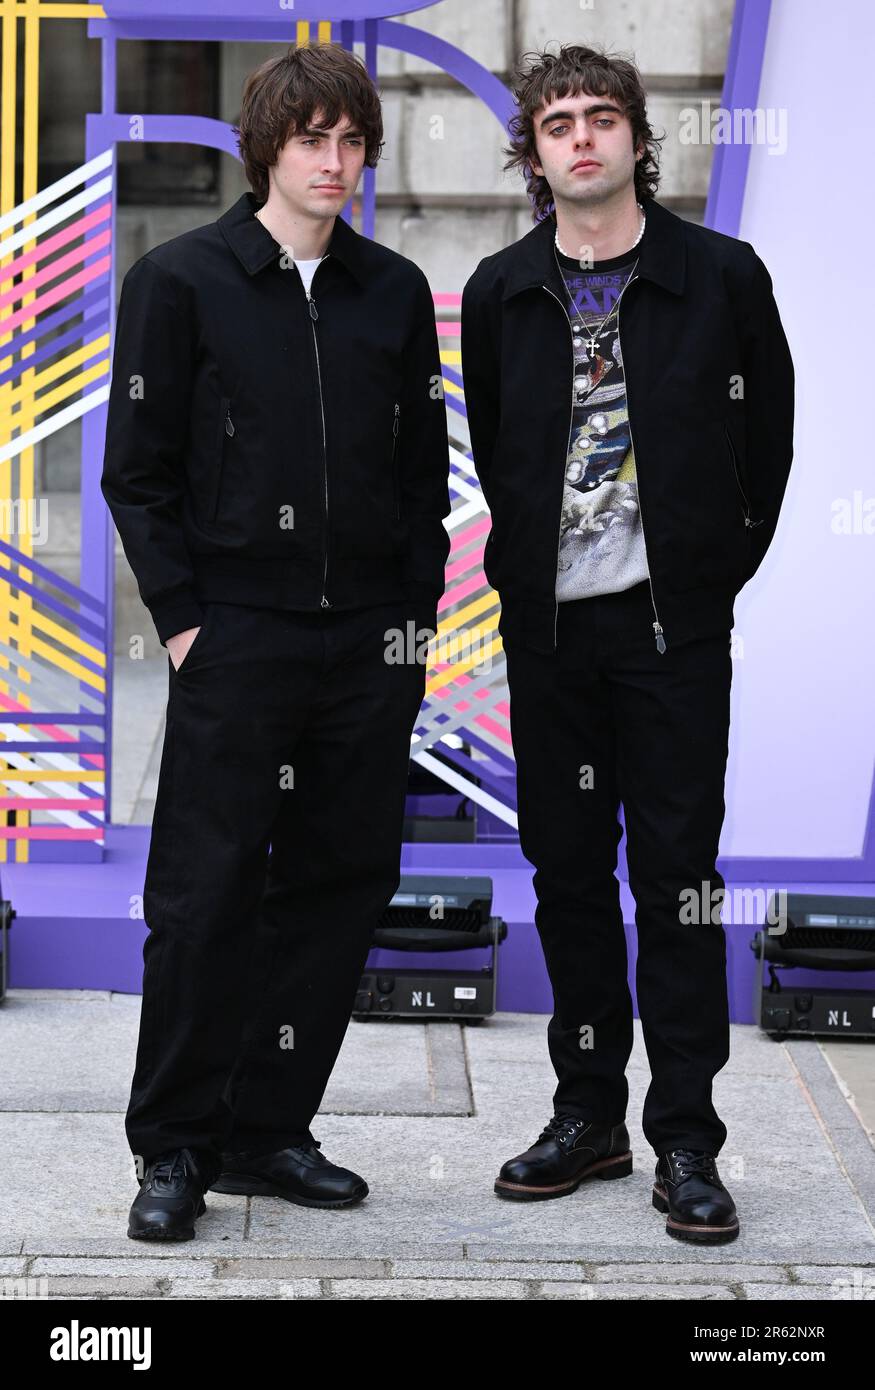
572, 161, 600, 171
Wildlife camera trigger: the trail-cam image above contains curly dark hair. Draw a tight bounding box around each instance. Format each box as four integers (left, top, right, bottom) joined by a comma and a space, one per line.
503, 43, 664, 221
232, 42, 384, 203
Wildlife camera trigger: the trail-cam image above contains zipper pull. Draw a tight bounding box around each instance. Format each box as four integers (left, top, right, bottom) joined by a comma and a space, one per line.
224, 411, 235, 437
653, 621, 666, 654
393, 402, 400, 437
307, 293, 318, 321
320, 595, 331, 608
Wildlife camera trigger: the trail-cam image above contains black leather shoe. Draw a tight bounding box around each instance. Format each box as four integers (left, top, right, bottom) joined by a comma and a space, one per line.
209, 1140, 368, 1208
127, 1148, 209, 1242
494, 1114, 633, 1200
652, 1149, 740, 1243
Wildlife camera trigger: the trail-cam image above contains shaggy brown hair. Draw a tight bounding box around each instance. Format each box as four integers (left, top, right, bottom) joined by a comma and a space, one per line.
504, 43, 664, 220
233, 42, 384, 202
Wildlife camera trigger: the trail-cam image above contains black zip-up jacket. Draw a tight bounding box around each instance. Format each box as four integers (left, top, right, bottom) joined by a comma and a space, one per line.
101, 191, 451, 644
460, 197, 795, 653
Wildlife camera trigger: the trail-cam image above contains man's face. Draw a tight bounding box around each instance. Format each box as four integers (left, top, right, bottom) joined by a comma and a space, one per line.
270, 107, 367, 221
531, 89, 639, 210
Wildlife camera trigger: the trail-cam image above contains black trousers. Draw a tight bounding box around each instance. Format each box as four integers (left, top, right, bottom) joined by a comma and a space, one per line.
126, 600, 426, 1186
503, 579, 733, 1157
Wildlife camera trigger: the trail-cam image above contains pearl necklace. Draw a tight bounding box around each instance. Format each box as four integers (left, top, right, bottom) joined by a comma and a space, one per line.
555, 201, 646, 259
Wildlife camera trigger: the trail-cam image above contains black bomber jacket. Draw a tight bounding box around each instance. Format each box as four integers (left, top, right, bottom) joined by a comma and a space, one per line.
101, 191, 451, 645
461, 196, 795, 654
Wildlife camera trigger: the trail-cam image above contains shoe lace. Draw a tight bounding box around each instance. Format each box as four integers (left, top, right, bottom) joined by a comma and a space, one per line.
537, 1113, 589, 1146
669, 1149, 718, 1182
149, 1151, 190, 1189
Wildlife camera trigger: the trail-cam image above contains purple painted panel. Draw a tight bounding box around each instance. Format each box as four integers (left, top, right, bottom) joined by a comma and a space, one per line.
101, 0, 441, 17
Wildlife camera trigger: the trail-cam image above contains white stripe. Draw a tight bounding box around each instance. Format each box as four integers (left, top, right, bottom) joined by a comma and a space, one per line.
0, 150, 113, 236
2, 738, 105, 830
0, 385, 110, 465
449, 443, 481, 479
411, 748, 518, 829
446, 498, 487, 529
0, 174, 114, 261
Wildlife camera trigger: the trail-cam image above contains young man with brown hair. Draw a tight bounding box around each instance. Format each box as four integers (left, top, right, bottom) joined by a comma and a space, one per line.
461, 43, 794, 1243
102, 42, 450, 1240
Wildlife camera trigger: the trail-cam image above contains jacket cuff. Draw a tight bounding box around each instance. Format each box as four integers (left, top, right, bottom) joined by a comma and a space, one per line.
149, 590, 206, 646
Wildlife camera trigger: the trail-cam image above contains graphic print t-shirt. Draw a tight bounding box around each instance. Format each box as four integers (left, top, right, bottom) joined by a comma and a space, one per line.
554, 245, 650, 602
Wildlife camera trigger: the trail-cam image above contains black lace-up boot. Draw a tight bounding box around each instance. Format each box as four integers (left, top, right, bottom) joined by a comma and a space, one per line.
494, 1114, 632, 1200
652, 1148, 739, 1243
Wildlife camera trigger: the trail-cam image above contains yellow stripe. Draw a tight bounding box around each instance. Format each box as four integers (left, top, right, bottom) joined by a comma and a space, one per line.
0, 768, 104, 782
424, 634, 505, 694
434, 587, 500, 636
4, 633, 106, 692
0, 335, 109, 413
8, 7, 107, 18
4, 597, 105, 667
0, 356, 108, 428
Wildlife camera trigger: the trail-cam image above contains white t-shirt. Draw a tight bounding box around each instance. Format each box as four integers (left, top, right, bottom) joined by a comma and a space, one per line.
295, 256, 324, 295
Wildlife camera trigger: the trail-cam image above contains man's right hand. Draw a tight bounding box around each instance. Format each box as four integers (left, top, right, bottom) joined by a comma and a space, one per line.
166, 625, 201, 672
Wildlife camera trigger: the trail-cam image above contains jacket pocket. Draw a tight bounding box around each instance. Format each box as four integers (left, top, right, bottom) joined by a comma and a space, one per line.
209, 396, 234, 524
724, 422, 762, 530
391, 401, 401, 519
174, 603, 213, 674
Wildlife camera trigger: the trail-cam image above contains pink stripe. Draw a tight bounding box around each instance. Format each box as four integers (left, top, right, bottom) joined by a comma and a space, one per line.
449, 515, 491, 552
0, 691, 106, 768
445, 546, 485, 582
438, 572, 493, 610
0, 797, 105, 810
424, 678, 513, 745
2, 255, 111, 335
432, 293, 461, 306
0, 827, 103, 839
428, 672, 511, 724
0, 228, 111, 312
0, 200, 111, 287
436, 322, 460, 335
473, 712, 513, 744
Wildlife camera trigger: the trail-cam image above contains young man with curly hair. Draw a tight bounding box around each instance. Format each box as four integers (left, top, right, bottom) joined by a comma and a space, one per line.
462, 43, 794, 1243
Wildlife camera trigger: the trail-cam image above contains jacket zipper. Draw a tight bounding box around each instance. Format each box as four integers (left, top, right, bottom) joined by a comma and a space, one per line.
616, 275, 666, 652
392, 402, 401, 519
724, 422, 763, 529
210, 396, 234, 522
541, 285, 577, 648
306, 287, 331, 608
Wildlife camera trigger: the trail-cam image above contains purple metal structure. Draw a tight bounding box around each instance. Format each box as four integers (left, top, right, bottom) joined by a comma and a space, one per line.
5, 0, 872, 1019
84, 2, 521, 849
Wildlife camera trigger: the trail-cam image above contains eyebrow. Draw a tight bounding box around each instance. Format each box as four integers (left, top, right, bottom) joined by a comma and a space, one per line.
539, 103, 623, 129
299, 125, 364, 137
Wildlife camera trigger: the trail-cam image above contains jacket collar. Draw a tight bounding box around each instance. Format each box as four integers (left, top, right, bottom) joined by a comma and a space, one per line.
218, 190, 368, 285
501, 195, 686, 300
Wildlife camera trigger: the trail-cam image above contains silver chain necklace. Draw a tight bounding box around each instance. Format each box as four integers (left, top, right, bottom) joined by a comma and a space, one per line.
556, 246, 639, 369
554, 203, 645, 362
